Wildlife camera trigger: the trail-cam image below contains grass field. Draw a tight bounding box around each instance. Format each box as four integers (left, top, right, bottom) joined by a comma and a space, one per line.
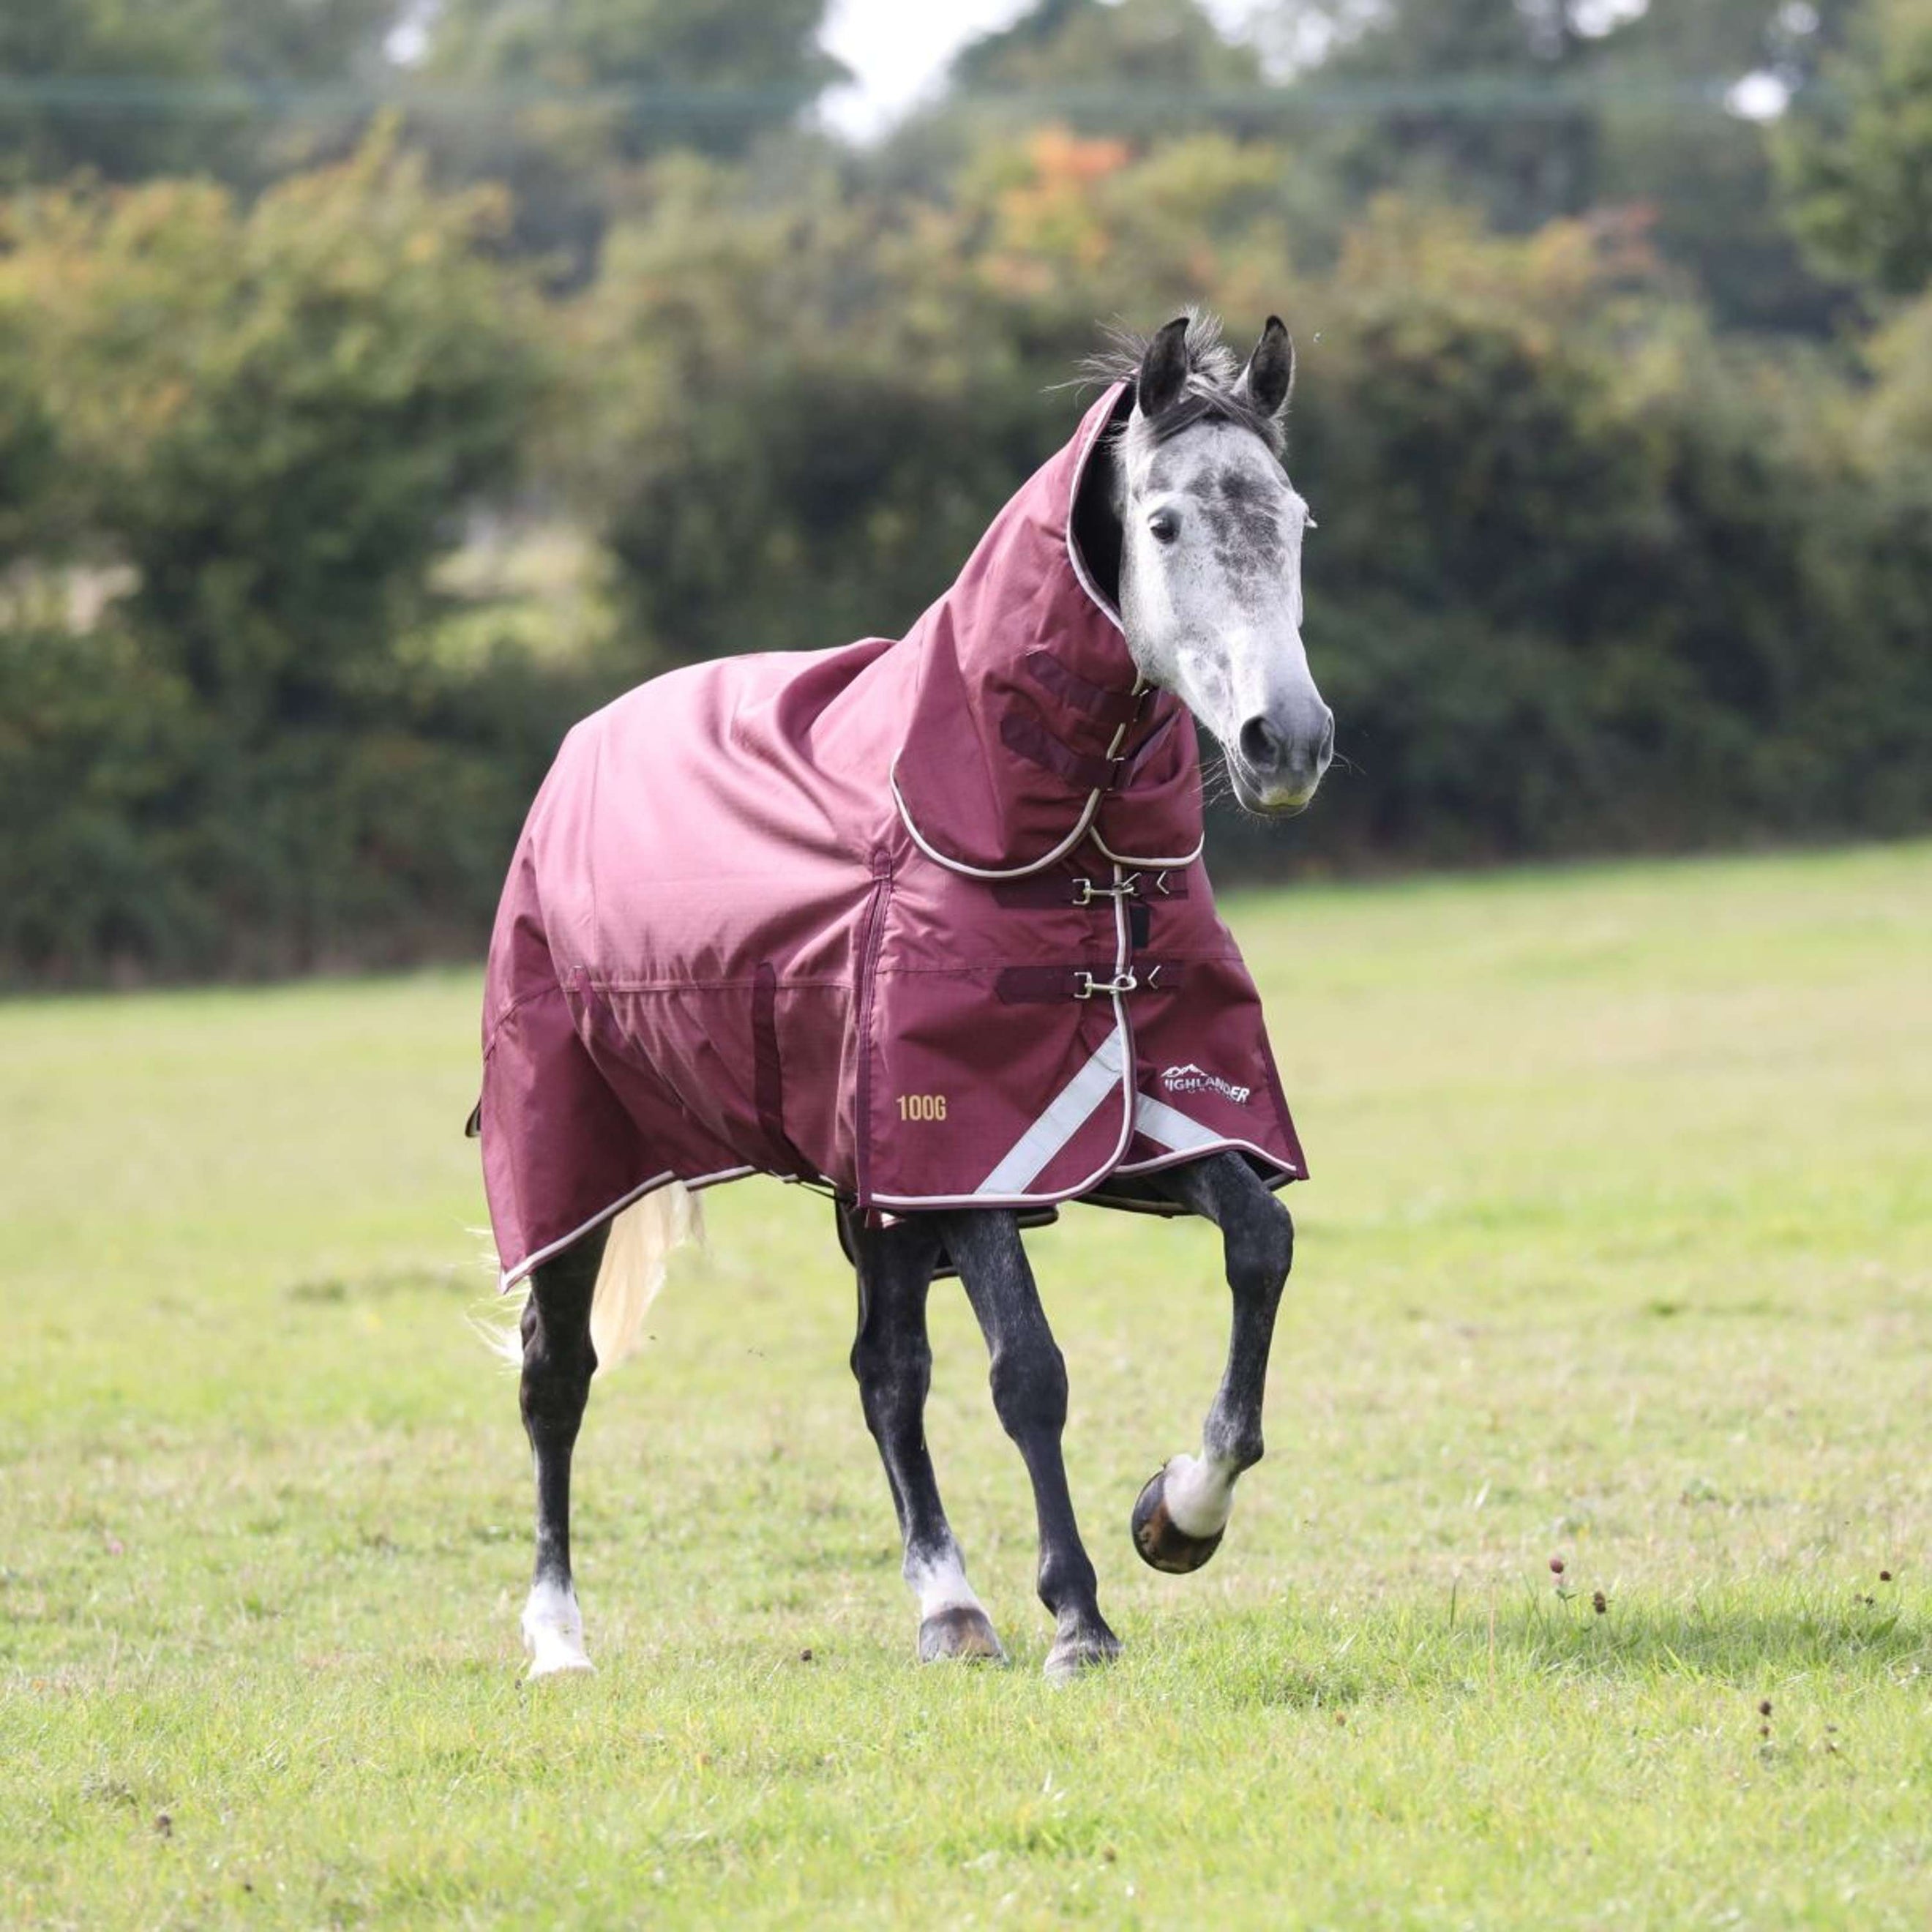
3, 842, 1929, 1928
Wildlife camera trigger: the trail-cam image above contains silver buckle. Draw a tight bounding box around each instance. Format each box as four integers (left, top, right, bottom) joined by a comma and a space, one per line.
1074, 968, 1138, 999
1071, 874, 1141, 906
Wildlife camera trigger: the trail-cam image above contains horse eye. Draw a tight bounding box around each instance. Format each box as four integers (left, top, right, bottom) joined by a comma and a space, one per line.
1147, 509, 1180, 544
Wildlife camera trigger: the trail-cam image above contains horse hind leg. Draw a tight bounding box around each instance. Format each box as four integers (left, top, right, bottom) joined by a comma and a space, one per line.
847, 1210, 1004, 1665
517, 1222, 609, 1677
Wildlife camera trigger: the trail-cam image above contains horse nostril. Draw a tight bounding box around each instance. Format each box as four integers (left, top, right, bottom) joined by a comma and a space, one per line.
1318, 710, 1336, 765
1238, 716, 1284, 774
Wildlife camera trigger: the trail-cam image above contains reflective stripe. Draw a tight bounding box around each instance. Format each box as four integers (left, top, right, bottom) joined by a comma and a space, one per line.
976, 1025, 1128, 1195
1132, 1091, 1227, 1154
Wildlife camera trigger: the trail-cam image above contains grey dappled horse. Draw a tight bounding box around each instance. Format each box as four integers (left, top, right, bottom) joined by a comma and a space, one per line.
512, 316, 1332, 1680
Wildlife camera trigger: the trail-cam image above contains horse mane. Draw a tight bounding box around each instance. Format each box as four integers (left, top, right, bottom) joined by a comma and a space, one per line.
1077, 310, 1286, 461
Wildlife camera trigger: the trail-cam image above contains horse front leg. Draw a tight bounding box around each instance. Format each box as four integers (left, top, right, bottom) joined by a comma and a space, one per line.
1131, 1152, 1293, 1573
847, 1211, 1005, 1663
517, 1221, 608, 1677
940, 1210, 1120, 1680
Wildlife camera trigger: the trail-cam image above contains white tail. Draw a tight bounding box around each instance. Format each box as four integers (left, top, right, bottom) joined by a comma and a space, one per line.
484, 1183, 700, 1374
588, 1183, 700, 1369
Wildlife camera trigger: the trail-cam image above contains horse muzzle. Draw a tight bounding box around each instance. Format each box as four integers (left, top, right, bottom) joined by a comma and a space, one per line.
1229, 702, 1333, 815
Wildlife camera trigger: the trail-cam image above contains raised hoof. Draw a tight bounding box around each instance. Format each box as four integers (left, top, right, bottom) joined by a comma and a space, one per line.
525, 1646, 591, 1677
1044, 1623, 1122, 1683
1131, 1467, 1226, 1575
524, 1638, 594, 1680
918, 1604, 1006, 1664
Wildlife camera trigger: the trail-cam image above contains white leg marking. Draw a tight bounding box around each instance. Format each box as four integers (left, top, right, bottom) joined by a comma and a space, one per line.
521, 1577, 594, 1678
1161, 1452, 1241, 1540
905, 1542, 989, 1621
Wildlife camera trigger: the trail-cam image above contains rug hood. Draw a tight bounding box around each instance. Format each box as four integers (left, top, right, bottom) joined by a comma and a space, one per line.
891, 383, 1205, 877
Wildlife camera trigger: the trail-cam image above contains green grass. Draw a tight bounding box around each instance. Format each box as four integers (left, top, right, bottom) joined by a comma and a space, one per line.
4, 842, 1929, 1928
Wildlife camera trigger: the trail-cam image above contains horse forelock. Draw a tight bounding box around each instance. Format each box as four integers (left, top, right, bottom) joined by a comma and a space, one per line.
1077, 310, 1286, 465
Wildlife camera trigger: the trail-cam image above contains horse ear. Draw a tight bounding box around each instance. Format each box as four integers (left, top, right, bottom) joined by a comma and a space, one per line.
1137, 315, 1191, 419
1241, 315, 1295, 419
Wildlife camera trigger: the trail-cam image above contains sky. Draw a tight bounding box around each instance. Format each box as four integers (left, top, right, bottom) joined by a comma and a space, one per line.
818, 0, 1039, 137
817, 0, 1292, 138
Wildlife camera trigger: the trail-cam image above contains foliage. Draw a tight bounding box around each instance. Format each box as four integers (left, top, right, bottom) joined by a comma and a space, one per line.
3, 2, 1932, 982
1582, 0, 1857, 332
1, 130, 545, 714
578, 146, 1932, 875
1270, 203, 1910, 858
427, 0, 845, 124
0, 307, 56, 560
0, 0, 222, 185
1860, 284, 1932, 454
0, 613, 600, 982
413, 0, 846, 277
0, 0, 396, 187
568, 153, 1044, 663
572, 132, 1313, 664
0, 130, 577, 982
1277, 0, 1610, 235
1224, 0, 1857, 327
946, 0, 1272, 138
1777, 0, 1932, 296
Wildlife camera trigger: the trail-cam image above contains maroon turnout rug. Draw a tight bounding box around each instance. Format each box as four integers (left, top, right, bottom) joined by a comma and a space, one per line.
476, 385, 1306, 1286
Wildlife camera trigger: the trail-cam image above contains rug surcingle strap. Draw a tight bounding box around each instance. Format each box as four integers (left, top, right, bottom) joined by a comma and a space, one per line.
752, 961, 815, 1180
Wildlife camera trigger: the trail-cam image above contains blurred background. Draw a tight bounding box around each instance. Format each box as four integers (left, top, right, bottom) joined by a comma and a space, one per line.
3, 0, 1929, 987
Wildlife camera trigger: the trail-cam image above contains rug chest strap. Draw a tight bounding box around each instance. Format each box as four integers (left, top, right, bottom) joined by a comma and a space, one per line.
993, 960, 1186, 1003
989, 869, 1190, 909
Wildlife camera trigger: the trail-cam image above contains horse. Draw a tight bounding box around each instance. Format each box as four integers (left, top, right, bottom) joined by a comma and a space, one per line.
474, 312, 1332, 1681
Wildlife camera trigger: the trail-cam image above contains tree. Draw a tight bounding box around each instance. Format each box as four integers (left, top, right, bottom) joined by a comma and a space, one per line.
950, 0, 1268, 123
426, 0, 843, 141
0, 0, 398, 187
573, 127, 1325, 665
571, 153, 1046, 664
1777, 0, 1932, 297
1262, 0, 1613, 232
0, 311, 56, 563
413, 0, 846, 276
0, 124, 546, 718
1582, 0, 1856, 332
0, 124, 583, 980
1, 0, 216, 185
1241, 0, 1854, 329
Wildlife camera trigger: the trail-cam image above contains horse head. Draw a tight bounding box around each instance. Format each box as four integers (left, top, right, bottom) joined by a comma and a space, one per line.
1085, 313, 1332, 817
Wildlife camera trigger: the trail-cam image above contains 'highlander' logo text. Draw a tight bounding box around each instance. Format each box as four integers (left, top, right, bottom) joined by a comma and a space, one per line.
1161, 1063, 1251, 1105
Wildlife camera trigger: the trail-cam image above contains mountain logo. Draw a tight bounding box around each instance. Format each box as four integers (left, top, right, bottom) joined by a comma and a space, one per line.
1161, 1062, 1252, 1105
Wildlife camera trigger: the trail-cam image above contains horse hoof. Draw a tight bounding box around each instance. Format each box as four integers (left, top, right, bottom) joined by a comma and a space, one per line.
1131, 1467, 1225, 1574
523, 1608, 594, 1678
918, 1604, 1006, 1663
525, 1641, 594, 1680
1043, 1624, 1122, 1682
